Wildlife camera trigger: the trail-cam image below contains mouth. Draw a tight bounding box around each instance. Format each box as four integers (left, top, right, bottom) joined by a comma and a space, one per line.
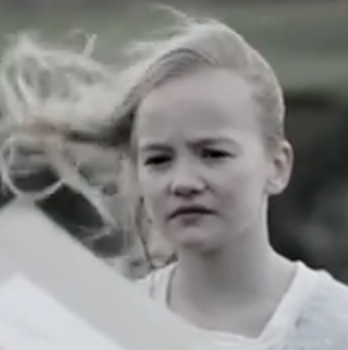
169, 206, 214, 220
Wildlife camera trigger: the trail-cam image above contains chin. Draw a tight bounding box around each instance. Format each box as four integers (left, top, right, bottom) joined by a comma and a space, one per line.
171, 229, 222, 254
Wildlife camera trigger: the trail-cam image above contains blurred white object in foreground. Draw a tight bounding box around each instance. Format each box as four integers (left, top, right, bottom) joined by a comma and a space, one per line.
0, 200, 216, 350
0, 274, 122, 350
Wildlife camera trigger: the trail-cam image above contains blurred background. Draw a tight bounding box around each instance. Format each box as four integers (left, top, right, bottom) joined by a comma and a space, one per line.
1, 0, 348, 282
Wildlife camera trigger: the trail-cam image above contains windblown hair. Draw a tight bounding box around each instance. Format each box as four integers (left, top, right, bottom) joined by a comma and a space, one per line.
0, 8, 285, 246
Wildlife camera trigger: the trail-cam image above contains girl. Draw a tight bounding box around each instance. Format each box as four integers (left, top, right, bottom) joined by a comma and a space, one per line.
0, 9, 347, 350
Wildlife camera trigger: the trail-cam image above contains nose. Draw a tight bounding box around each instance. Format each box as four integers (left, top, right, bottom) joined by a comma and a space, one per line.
169, 162, 205, 197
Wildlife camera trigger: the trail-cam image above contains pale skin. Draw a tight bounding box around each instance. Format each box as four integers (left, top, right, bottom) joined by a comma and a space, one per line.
134, 68, 296, 337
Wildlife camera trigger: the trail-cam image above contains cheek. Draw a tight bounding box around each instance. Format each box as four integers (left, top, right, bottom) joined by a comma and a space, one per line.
216, 154, 269, 204
137, 168, 166, 219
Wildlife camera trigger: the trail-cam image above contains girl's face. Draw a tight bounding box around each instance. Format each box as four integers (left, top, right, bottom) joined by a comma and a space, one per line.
134, 68, 292, 253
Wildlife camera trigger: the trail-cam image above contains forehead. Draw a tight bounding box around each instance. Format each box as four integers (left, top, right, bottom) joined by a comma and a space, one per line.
135, 68, 259, 148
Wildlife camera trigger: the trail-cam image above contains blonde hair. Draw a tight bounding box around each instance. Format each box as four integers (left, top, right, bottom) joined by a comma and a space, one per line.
0, 9, 285, 243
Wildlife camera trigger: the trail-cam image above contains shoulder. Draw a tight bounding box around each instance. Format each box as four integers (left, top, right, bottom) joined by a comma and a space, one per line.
307, 269, 348, 317
295, 267, 348, 346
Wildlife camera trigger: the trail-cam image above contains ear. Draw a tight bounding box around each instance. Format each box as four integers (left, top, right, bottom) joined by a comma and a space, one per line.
266, 140, 294, 195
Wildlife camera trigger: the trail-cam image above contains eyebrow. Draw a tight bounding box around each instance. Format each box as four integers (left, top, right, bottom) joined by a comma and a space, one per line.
139, 137, 240, 152
190, 137, 237, 146
139, 143, 172, 153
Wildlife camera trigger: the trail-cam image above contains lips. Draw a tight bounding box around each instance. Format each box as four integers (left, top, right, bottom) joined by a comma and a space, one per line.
169, 205, 214, 220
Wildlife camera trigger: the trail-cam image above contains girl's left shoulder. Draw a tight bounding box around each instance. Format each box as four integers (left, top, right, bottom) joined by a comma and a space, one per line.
294, 267, 348, 347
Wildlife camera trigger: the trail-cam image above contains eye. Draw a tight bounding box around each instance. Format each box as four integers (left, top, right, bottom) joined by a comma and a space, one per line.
201, 149, 231, 160
144, 154, 172, 167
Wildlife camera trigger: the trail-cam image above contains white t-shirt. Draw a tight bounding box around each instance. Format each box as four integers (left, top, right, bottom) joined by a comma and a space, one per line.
137, 261, 348, 350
